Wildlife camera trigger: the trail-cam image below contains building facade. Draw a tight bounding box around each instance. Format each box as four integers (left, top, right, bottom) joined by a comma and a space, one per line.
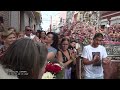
100, 11, 120, 26
59, 11, 67, 25
55, 11, 67, 33
66, 11, 74, 24
0, 11, 42, 32
51, 13, 60, 32
51, 12, 67, 33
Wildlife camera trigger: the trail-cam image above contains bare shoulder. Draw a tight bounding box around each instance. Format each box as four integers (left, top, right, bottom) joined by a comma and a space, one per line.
57, 50, 62, 55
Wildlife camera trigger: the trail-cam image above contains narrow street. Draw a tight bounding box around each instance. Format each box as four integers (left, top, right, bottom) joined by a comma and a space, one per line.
0, 11, 120, 79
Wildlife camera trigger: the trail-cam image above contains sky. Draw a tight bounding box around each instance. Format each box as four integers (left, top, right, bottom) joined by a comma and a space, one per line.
41, 11, 60, 31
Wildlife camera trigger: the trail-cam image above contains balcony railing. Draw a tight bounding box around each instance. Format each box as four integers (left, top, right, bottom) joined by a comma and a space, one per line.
100, 11, 118, 16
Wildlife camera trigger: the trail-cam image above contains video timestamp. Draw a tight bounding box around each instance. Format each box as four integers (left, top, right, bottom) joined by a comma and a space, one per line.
8, 71, 28, 75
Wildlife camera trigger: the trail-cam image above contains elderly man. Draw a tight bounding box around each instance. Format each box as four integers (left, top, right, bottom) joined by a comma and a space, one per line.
24, 26, 40, 42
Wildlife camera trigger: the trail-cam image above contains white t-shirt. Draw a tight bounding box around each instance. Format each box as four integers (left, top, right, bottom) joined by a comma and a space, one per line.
81, 45, 107, 78
24, 33, 35, 39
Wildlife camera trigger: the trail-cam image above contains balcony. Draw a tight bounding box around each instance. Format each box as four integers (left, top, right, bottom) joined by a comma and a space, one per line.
100, 11, 118, 16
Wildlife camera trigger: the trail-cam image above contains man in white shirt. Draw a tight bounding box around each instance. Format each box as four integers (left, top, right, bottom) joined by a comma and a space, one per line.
24, 26, 40, 42
81, 33, 110, 79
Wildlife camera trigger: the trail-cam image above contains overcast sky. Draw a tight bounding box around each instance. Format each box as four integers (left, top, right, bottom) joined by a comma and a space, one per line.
41, 11, 60, 31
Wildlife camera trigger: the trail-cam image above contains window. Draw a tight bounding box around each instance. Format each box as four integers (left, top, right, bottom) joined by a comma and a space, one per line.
0, 16, 4, 23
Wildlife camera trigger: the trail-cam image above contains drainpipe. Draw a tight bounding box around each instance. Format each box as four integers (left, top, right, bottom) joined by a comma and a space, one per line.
9, 11, 11, 27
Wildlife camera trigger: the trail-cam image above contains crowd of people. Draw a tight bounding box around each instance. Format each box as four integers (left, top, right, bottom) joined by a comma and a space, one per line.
60, 21, 120, 45
0, 25, 80, 79
0, 21, 119, 79
99, 24, 120, 43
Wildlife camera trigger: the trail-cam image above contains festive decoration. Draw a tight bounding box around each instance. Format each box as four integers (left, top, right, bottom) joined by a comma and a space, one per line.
42, 61, 64, 79
59, 11, 120, 45
70, 21, 96, 45
42, 72, 55, 79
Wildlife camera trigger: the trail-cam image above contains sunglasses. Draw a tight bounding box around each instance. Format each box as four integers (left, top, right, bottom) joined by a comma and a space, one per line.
62, 44, 69, 46
26, 29, 32, 31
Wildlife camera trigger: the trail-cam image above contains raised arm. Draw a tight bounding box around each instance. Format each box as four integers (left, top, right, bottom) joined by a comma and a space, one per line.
57, 51, 73, 68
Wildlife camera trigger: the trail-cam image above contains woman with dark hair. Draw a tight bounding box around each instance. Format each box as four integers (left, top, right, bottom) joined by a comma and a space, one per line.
57, 38, 76, 79
36, 30, 46, 44
44, 32, 58, 61
0, 38, 48, 79
36, 30, 41, 39
40, 30, 46, 44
